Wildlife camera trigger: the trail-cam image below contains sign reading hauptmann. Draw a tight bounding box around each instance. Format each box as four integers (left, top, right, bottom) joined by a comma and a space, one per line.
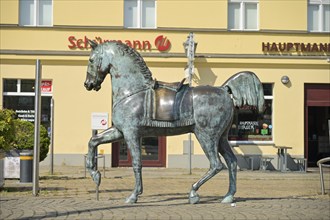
262, 42, 330, 53
68, 35, 171, 52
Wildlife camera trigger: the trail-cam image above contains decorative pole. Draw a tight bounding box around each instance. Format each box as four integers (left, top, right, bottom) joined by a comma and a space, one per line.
184, 32, 196, 85
183, 33, 197, 174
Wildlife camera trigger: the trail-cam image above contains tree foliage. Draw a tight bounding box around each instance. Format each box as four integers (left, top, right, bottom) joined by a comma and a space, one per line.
0, 109, 15, 152
12, 119, 50, 162
0, 109, 50, 162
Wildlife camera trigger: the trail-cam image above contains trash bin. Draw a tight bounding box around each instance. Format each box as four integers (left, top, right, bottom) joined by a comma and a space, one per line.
20, 150, 33, 183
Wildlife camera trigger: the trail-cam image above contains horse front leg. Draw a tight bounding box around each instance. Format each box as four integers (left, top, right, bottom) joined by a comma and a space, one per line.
86, 127, 123, 186
124, 135, 143, 204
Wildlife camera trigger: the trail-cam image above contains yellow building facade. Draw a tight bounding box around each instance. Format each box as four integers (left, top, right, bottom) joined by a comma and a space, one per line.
1, 0, 329, 169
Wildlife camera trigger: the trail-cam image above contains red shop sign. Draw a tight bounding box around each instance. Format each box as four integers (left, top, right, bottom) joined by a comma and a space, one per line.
68, 35, 171, 52
41, 80, 52, 93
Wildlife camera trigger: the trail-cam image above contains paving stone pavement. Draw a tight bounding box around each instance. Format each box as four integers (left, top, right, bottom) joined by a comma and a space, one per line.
1, 166, 329, 219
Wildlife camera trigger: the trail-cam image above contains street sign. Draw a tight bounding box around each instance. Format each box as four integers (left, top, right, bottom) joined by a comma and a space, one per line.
91, 112, 109, 130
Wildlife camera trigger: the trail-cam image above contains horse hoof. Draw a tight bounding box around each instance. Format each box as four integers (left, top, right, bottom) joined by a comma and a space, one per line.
189, 195, 200, 204
92, 170, 101, 186
189, 191, 200, 204
125, 194, 138, 204
221, 195, 234, 204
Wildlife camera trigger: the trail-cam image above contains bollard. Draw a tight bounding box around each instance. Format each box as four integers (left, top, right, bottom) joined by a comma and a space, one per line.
20, 150, 33, 183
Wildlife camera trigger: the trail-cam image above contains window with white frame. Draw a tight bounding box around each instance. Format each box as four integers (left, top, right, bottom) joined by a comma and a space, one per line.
19, 0, 53, 26
228, 0, 259, 30
3, 79, 52, 129
308, 0, 330, 32
124, 0, 156, 28
229, 84, 273, 143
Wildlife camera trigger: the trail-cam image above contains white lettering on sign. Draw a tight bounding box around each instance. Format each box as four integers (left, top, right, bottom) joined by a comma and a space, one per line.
238, 121, 259, 130
15, 110, 35, 122
41, 80, 52, 93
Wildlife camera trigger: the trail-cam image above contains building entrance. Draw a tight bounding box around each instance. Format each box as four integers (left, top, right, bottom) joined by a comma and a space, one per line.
111, 136, 166, 167
305, 84, 330, 167
307, 107, 330, 166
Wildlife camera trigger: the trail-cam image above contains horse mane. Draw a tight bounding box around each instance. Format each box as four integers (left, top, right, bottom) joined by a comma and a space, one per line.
104, 41, 153, 85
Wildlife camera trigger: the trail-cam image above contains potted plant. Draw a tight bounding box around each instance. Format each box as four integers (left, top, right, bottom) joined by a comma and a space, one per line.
12, 119, 50, 162
0, 109, 16, 188
12, 118, 50, 182
1, 109, 50, 184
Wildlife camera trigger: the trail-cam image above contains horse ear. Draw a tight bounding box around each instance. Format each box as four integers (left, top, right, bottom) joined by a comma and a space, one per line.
88, 39, 98, 49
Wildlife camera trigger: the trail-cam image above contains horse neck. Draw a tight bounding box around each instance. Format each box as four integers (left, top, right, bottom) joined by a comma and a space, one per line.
106, 43, 153, 106
110, 68, 152, 106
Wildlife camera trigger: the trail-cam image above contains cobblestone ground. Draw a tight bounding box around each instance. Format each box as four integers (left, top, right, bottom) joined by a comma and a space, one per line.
1, 166, 329, 219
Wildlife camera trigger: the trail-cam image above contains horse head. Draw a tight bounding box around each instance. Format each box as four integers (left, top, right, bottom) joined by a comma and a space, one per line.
84, 40, 110, 91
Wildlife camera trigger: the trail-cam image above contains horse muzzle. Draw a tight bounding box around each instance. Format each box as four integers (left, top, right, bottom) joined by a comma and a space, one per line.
84, 81, 93, 91
84, 81, 101, 91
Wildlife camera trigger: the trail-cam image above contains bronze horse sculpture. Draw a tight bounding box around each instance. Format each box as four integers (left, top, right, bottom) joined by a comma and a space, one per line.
84, 40, 264, 204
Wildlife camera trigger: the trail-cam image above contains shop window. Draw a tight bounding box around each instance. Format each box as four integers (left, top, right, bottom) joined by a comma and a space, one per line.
124, 0, 156, 29
229, 84, 273, 143
3, 79, 17, 92
308, 0, 330, 32
21, 80, 35, 92
228, 0, 259, 31
119, 137, 159, 161
19, 0, 53, 26
3, 79, 52, 129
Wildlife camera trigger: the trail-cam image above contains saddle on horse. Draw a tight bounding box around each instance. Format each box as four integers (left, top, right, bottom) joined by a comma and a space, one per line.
147, 78, 187, 121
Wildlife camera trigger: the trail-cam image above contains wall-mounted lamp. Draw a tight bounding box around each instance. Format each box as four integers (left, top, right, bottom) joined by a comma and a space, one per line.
281, 76, 290, 84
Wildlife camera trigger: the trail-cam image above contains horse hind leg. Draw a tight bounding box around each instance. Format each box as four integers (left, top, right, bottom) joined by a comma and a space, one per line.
218, 133, 237, 203
86, 127, 123, 186
189, 132, 223, 204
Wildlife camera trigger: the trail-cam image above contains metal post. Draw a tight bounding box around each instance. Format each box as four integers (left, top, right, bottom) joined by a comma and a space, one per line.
319, 165, 325, 195
92, 130, 99, 200
92, 130, 98, 170
50, 98, 54, 175
188, 133, 192, 175
33, 59, 42, 196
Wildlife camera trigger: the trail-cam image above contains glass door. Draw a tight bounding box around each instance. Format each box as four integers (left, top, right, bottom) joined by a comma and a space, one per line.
307, 106, 330, 166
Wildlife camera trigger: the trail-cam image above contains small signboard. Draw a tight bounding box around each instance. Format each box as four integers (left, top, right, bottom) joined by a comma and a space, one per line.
91, 112, 109, 130
41, 80, 52, 93
4, 157, 20, 179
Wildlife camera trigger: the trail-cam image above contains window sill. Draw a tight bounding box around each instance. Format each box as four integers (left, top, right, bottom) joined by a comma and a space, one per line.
228, 29, 259, 32
18, 25, 53, 28
124, 27, 157, 29
230, 140, 274, 146
308, 30, 330, 33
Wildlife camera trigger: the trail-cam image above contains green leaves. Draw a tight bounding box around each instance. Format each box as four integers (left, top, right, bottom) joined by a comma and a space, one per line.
12, 119, 50, 162
0, 109, 50, 162
0, 109, 15, 152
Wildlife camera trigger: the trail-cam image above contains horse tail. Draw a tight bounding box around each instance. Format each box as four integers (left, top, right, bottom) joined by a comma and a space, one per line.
222, 71, 265, 112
